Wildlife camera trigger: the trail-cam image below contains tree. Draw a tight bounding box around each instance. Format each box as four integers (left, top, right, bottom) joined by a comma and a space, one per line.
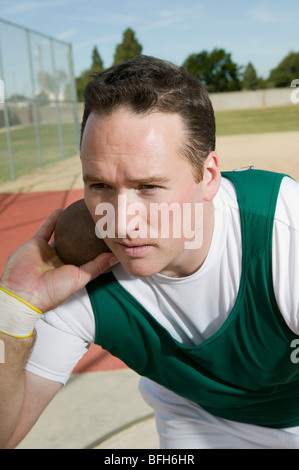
183, 48, 242, 93
76, 46, 105, 101
242, 62, 259, 90
90, 47, 105, 74
113, 28, 142, 65
268, 51, 299, 87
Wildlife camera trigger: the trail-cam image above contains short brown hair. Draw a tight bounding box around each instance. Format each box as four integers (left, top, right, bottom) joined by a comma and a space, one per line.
81, 55, 215, 181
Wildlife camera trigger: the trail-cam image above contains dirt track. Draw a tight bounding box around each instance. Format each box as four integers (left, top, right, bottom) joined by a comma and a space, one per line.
217, 131, 299, 181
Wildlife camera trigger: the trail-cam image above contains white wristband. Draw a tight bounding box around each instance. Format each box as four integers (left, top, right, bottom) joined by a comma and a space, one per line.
0, 287, 43, 338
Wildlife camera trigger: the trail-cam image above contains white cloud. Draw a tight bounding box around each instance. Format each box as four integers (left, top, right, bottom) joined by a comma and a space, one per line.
0, 1, 40, 15
75, 13, 139, 26
0, 0, 77, 16
57, 28, 78, 40
74, 36, 113, 50
251, 4, 291, 23
144, 4, 205, 31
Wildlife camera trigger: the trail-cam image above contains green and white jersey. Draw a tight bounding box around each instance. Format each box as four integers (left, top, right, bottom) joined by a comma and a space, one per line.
26, 170, 299, 448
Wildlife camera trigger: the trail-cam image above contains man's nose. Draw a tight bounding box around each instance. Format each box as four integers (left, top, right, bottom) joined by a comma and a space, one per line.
115, 194, 128, 238
115, 194, 146, 239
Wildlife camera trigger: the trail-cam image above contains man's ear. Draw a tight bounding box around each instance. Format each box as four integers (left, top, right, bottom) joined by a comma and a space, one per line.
202, 151, 221, 201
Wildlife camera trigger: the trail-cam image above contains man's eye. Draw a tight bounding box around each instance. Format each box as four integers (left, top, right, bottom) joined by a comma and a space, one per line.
92, 183, 109, 190
139, 185, 159, 192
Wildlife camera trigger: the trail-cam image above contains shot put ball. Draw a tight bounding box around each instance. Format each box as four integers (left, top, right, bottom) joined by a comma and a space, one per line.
54, 199, 110, 266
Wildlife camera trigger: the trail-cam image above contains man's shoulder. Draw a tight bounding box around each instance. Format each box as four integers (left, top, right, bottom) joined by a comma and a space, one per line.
275, 175, 299, 230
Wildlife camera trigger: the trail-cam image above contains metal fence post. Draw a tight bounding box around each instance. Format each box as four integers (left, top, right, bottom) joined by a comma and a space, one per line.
50, 38, 64, 161
68, 44, 80, 151
0, 29, 15, 180
26, 29, 43, 168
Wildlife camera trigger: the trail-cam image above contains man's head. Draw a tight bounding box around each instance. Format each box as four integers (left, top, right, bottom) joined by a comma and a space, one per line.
81, 55, 215, 182
80, 56, 220, 278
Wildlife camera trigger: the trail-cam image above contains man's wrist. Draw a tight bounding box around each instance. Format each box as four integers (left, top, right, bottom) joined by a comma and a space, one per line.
0, 287, 43, 339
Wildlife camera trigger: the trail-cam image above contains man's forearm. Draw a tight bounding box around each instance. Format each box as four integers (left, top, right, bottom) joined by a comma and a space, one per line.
0, 332, 34, 448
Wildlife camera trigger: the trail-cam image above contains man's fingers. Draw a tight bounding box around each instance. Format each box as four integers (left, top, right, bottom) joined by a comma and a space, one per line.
35, 210, 63, 242
77, 252, 119, 287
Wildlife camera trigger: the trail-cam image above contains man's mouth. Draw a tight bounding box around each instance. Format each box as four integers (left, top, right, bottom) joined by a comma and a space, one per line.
116, 242, 153, 257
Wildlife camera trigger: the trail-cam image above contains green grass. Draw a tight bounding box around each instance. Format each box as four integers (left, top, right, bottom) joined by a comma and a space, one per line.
0, 122, 78, 183
215, 104, 299, 136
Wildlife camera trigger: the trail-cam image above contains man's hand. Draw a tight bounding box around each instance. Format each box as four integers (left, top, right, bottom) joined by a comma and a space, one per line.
0, 208, 118, 448
0, 209, 119, 313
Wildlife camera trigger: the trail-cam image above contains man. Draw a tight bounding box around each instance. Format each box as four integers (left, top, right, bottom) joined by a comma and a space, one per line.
1, 56, 299, 449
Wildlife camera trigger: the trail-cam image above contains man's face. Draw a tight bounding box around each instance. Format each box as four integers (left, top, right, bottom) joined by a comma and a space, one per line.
81, 108, 218, 277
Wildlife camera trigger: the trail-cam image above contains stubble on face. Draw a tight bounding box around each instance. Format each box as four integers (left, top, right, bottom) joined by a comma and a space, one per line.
81, 108, 218, 278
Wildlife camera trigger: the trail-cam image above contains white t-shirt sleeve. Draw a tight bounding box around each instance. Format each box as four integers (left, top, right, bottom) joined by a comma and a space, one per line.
25, 288, 96, 385
272, 176, 299, 334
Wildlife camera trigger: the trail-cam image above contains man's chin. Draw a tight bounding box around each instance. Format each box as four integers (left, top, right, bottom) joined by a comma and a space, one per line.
119, 259, 161, 278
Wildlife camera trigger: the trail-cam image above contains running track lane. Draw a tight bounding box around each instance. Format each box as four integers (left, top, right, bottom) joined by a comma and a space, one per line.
0, 189, 127, 373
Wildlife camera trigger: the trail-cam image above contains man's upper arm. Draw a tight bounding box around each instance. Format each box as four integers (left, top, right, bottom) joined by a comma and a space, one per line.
25, 288, 95, 385
6, 371, 62, 449
272, 176, 299, 334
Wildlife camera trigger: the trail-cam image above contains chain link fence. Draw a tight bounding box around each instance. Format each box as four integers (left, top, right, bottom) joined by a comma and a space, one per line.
0, 18, 80, 183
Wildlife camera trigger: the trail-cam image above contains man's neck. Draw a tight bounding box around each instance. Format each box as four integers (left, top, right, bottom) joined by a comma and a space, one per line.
158, 200, 215, 278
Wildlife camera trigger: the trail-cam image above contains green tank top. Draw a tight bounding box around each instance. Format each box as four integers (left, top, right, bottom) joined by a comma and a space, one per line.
86, 169, 299, 428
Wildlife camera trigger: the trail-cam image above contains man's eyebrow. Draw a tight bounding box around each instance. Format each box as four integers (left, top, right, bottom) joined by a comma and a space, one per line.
83, 174, 170, 185
83, 174, 101, 183
128, 176, 170, 185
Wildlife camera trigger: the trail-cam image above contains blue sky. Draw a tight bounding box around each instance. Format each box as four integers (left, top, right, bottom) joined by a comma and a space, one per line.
0, 0, 298, 79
